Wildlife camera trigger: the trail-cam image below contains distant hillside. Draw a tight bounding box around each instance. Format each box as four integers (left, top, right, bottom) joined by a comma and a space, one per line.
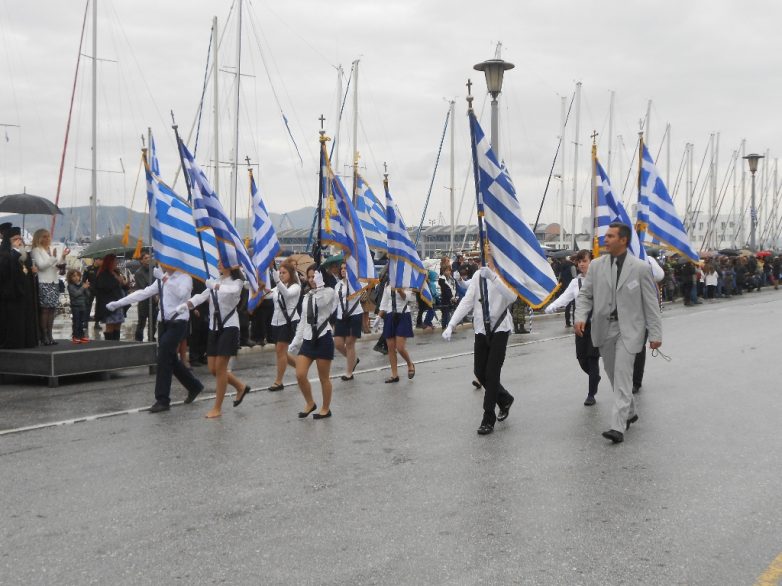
1, 205, 317, 241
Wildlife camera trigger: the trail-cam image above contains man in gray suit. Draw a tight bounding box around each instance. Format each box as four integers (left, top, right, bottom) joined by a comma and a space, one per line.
574, 223, 662, 443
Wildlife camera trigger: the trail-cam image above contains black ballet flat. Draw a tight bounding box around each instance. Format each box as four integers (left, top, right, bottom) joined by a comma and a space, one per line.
298, 404, 317, 418
340, 374, 354, 381
385, 376, 400, 384
268, 383, 284, 392
312, 410, 332, 420
233, 385, 252, 407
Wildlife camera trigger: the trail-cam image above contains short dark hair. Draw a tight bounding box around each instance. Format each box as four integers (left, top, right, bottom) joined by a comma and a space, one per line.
574, 249, 593, 262
608, 222, 632, 243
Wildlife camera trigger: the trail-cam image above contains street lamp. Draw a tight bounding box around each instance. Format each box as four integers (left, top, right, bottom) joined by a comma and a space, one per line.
473, 58, 514, 155
743, 152, 764, 250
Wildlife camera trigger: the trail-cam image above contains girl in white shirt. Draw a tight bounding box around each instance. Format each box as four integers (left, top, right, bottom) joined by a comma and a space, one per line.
179, 261, 251, 419
267, 259, 301, 391
30, 229, 69, 345
379, 285, 416, 383
334, 262, 364, 381
289, 265, 337, 419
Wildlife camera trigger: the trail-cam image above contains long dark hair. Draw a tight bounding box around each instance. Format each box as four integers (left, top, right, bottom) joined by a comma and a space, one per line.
98, 254, 117, 275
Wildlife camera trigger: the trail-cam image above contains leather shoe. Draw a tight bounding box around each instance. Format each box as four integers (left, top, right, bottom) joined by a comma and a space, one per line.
312, 410, 332, 420
184, 386, 203, 404
497, 396, 514, 422
268, 383, 284, 392
632, 385, 641, 394
477, 423, 494, 435
233, 385, 252, 407
148, 402, 170, 413
584, 395, 596, 406
626, 414, 639, 430
601, 429, 624, 443
298, 404, 317, 418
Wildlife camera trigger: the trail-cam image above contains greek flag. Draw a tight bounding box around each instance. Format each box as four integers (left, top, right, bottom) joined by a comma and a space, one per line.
178, 139, 259, 292
595, 158, 646, 260
145, 154, 219, 281
638, 143, 699, 262
468, 111, 558, 308
319, 143, 376, 296
354, 173, 387, 251
247, 170, 280, 313
149, 131, 161, 177
384, 182, 433, 306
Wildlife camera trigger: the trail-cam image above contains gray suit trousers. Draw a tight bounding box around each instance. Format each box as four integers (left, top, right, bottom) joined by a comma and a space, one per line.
600, 321, 636, 432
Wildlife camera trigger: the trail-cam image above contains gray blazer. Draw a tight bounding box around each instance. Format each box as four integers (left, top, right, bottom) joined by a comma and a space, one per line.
575, 253, 662, 354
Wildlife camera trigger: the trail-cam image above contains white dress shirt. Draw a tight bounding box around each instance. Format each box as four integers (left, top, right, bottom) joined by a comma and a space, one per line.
271, 280, 301, 326
448, 269, 516, 335
379, 287, 411, 314
335, 280, 364, 319
291, 286, 337, 347
546, 275, 583, 313
113, 271, 193, 322
187, 276, 243, 330
31, 247, 65, 284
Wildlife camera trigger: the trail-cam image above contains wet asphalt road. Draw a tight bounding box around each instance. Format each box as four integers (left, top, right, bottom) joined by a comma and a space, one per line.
1, 291, 781, 585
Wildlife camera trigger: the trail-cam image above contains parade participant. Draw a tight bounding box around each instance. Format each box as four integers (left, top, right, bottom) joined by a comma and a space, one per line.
438, 265, 457, 329
106, 266, 204, 413
288, 265, 337, 419
545, 250, 600, 405
177, 261, 251, 418
133, 253, 157, 342
93, 254, 128, 341
631, 256, 665, 394
334, 262, 363, 381
574, 223, 662, 444
30, 229, 69, 345
66, 269, 90, 344
443, 260, 517, 436
378, 283, 415, 384
0, 225, 38, 349
267, 259, 300, 391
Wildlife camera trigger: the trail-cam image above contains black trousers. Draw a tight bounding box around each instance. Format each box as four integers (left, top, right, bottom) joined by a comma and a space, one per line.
135, 301, 158, 342
564, 300, 575, 326
474, 331, 513, 425
577, 356, 601, 397
155, 320, 203, 406
633, 330, 648, 389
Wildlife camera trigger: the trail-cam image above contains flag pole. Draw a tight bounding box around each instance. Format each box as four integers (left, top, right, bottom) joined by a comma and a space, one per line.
591, 131, 599, 258
466, 79, 492, 335
171, 113, 221, 321
314, 114, 328, 267
636, 132, 645, 244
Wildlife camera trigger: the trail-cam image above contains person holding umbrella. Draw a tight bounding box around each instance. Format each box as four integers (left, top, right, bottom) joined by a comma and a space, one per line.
30, 229, 69, 345
93, 254, 128, 340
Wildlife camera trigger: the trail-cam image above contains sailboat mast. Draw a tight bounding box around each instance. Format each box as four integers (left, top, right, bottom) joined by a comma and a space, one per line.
570, 81, 581, 248
90, 0, 97, 240
739, 138, 746, 245
607, 91, 614, 179
559, 95, 566, 249
645, 99, 652, 148
334, 65, 342, 172
212, 16, 220, 197
351, 59, 360, 204
449, 99, 455, 254
230, 0, 243, 223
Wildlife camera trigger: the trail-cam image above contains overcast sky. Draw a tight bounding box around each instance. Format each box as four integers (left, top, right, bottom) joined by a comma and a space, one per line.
1, 0, 780, 237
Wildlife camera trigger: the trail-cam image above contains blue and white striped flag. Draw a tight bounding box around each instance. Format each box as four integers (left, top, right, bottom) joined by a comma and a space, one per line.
178, 140, 259, 292
319, 143, 376, 297
638, 143, 699, 262
145, 155, 219, 281
247, 169, 280, 312
354, 173, 387, 251
149, 131, 161, 177
384, 181, 433, 306
596, 158, 646, 260
468, 111, 558, 308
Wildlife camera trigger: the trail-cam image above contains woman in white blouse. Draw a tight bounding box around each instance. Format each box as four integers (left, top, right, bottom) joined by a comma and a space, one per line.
334, 262, 364, 381
289, 265, 337, 419
178, 261, 251, 419
379, 285, 416, 383
267, 259, 301, 391
30, 229, 69, 345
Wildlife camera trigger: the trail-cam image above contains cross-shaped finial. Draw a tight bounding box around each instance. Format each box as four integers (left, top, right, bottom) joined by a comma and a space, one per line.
466, 78, 473, 96
140, 134, 146, 148
590, 130, 599, 145
383, 161, 388, 174
245, 155, 252, 167
319, 114, 326, 130
170, 110, 177, 128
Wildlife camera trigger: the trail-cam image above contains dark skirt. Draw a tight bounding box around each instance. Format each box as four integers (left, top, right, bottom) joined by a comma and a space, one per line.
575, 321, 599, 359
383, 312, 414, 339
272, 321, 299, 344
207, 326, 240, 357
333, 314, 363, 338
299, 332, 334, 361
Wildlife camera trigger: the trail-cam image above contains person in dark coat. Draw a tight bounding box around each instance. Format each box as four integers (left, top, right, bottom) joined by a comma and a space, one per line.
0, 226, 38, 349
93, 254, 128, 340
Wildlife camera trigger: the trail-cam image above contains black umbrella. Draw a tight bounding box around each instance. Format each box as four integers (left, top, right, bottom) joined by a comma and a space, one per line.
79, 234, 147, 259
718, 248, 740, 257
0, 192, 63, 216
549, 249, 577, 259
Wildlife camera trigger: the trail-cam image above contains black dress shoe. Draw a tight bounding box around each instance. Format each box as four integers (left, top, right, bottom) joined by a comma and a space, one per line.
298, 404, 317, 418
312, 410, 332, 420
268, 383, 284, 392
384, 376, 399, 384
602, 429, 624, 443
626, 414, 639, 430
497, 396, 514, 422
471, 380, 482, 389
632, 385, 641, 394
184, 386, 203, 404
233, 385, 252, 407
584, 395, 596, 406
477, 423, 494, 435
340, 375, 354, 381
148, 402, 170, 413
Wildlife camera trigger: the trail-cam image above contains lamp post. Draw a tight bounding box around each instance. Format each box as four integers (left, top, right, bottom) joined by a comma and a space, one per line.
743, 153, 764, 250
473, 57, 514, 156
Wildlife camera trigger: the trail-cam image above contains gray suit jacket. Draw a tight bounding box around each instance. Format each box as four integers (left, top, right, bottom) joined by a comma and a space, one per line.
574, 253, 662, 354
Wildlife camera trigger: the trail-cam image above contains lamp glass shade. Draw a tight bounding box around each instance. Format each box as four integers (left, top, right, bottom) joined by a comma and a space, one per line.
744, 153, 764, 174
